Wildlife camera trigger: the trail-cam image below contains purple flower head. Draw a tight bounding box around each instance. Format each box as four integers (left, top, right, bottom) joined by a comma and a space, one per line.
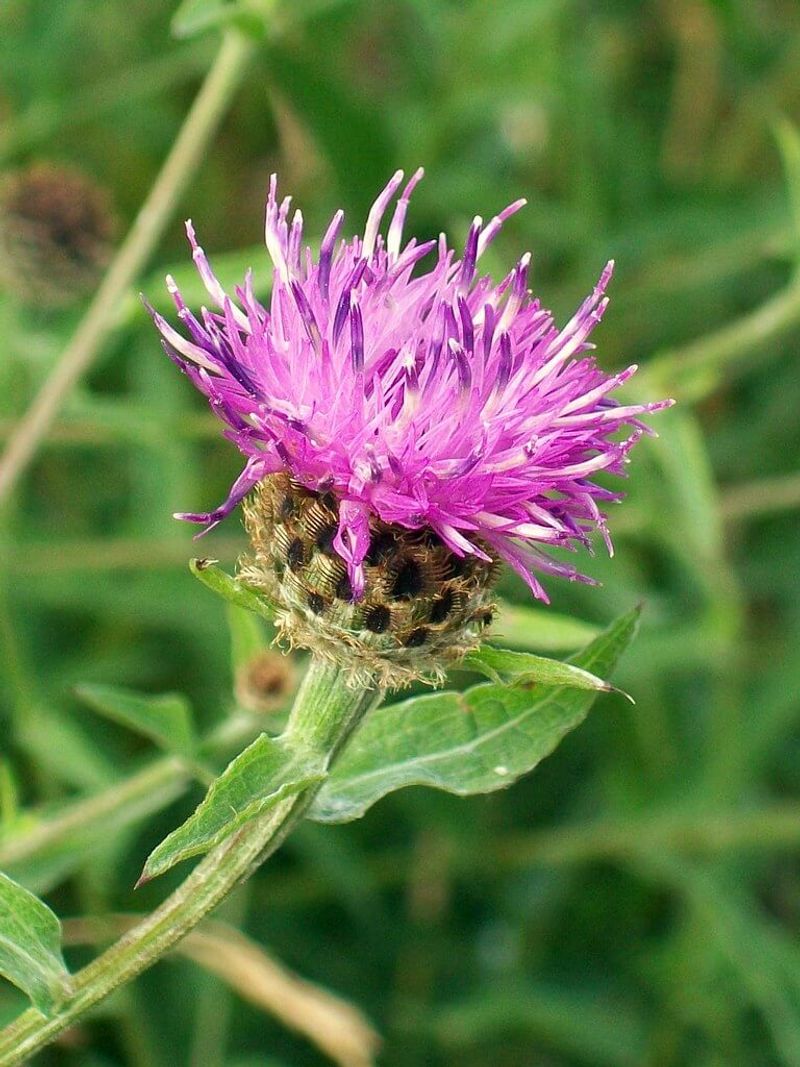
148, 170, 672, 602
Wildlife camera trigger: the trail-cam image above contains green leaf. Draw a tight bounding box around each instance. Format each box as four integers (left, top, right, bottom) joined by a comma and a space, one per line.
172, 0, 230, 37
461, 645, 627, 698
17, 705, 119, 793
139, 734, 325, 883
0, 873, 71, 1016
434, 981, 647, 1067
190, 559, 277, 620
773, 116, 800, 271
171, 0, 265, 39
638, 854, 800, 1067
227, 603, 270, 674
492, 601, 599, 652
0, 758, 204, 895
309, 608, 640, 824
0, 762, 18, 834
644, 408, 723, 565
75, 684, 196, 758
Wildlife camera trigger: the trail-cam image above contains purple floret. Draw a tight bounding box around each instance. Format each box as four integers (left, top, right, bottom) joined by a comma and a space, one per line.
147, 169, 672, 601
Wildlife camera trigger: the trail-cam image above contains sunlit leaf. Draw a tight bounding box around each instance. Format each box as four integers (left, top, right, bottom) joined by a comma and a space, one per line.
310, 608, 640, 823
190, 559, 276, 619
461, 644, 625, 697
139, 734, 325, 882
0, 873, 71, 1016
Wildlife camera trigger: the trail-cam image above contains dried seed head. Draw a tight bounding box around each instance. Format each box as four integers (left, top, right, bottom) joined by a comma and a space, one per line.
240, 474, 498, 688
0, 162, 115, 307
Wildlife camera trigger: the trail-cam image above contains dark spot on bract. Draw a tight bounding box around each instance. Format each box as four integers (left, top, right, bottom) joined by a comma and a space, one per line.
364, 605, 391, 633
365, 531, 396, 565
404, 627, 429, 647
279, 495, 296, 520
418, 529, 443, 550
391, 558, 423, 599
429, 590, 454, 623
445, 552, 469, 579
289, 478, 312, 497
287, 538, 306, 571
315, 523, 337, 554
307, 591, 325, 614
335, 574, 353, 600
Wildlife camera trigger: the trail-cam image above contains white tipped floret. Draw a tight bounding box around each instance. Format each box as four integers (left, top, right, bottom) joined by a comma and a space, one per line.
558, 260, 614, 339
559, 366, 639, 415
151, 306, 220, 373
387, 167, 424, 259
363, 169, 405, 260
497, 252, 532, 332
320, 208, 345, 256
288, 208, 304, 275
185, 222, 251, 331
477, 198, 527, 258
264, 177, 291, 283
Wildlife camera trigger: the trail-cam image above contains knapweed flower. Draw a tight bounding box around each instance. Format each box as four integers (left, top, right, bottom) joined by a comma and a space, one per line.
148, 170, 671, 685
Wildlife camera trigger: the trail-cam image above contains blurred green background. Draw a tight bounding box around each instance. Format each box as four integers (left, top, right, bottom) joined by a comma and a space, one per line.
2, 0, 800, 1064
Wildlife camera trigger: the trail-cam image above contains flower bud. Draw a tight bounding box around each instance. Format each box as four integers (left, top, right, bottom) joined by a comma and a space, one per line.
0, 162, 115, 307
234, 646, 296, 713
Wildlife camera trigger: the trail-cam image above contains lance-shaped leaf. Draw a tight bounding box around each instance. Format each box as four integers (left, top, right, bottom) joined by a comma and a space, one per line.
139, 734, 325, 884
0, 873, 71, 1016
75, 684, 197, 758
309, 608, 640, 824
461, 645, 629, 699
190, 559, 277, 620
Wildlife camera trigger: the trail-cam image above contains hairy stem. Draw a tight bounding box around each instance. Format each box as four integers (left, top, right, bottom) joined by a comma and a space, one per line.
0, 659, 382, 1066
0, 29, 255, 506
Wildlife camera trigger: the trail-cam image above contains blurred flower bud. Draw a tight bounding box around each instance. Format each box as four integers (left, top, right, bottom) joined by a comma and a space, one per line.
0, 162, 115, 307
235, 648, 296, 714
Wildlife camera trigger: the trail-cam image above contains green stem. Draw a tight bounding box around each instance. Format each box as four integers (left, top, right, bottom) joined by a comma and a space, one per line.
0, 713, 258, 878
636, 277, 800, 402
0, 29, 255, 507
0, 659, 382, 1066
